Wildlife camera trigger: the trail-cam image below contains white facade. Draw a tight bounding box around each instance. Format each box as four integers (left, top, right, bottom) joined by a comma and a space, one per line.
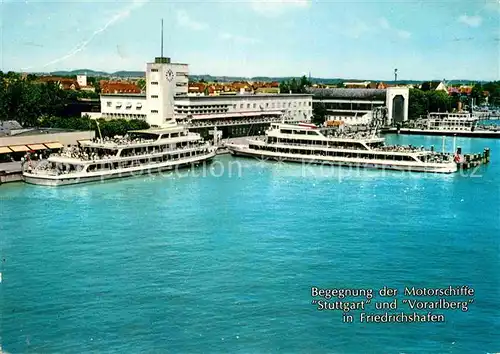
174, 94, 313, 122
77, 74, 87, 87
85, 56, 313, 125
386, 87, 409, 124
100, 94, 147, 120
146, 57, 189, 126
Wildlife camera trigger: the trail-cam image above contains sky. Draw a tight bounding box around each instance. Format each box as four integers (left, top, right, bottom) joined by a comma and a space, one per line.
0, 0, 499, 81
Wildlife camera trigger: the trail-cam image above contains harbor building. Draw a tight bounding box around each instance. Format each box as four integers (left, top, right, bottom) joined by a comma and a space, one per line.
308, 86, 409, 125
84, 55, 410, 135
84, 56, 313, 139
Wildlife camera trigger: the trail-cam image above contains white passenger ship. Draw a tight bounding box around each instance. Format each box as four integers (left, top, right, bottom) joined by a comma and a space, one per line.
226, 123, 458, 173
23, 122, 217, 186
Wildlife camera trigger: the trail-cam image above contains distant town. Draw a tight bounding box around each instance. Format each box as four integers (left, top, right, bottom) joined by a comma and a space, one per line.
0, 56, 498, 149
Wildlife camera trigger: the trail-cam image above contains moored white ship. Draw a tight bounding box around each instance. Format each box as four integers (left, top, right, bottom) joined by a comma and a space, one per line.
23, 121, 216, 186
226, 122, 458, 173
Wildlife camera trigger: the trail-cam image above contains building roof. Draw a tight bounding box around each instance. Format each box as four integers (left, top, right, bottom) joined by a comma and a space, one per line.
306, 87, 387, 99
100, 93, 146, 98
175, 93, 312, 102
101, 81, 141, 94
37, 76, 80, 90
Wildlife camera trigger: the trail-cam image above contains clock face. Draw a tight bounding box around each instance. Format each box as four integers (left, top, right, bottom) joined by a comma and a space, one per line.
166, 69, 174, 82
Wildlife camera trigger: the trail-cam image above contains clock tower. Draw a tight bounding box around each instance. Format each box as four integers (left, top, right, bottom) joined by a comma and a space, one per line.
145, 56, 189, 127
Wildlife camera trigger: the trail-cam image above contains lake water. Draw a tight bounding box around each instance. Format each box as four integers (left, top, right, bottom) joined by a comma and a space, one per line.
1, 134, 499, 353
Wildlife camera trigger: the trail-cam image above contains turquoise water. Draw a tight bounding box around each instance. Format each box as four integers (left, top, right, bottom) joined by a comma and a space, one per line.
1, 134, 499, 353
478, 119, 500, 126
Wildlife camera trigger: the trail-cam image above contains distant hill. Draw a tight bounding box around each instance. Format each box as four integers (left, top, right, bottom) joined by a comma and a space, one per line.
31, 69, 488, 85
47, 69, 145, 78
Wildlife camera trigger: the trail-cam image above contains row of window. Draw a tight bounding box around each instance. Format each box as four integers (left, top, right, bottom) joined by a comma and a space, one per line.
249, 145, 418, 161
120, 141, 194, 157
232, 101, 311, 110
268, 137, 367, 150
279, 130, 319, 136
87, 149, 209, 172
102, 113, 146, 119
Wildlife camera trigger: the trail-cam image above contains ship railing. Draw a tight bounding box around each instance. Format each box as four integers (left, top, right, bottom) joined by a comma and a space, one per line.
255, 141, 370, 150
188, 117, 284, 128
51, 143, 211, 162
33, 145, 214, 176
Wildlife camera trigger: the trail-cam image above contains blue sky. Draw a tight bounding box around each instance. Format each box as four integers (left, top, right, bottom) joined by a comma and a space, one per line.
1, 0, 499, 80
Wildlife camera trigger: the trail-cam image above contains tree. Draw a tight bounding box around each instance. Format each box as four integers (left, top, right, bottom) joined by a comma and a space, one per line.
136, 78, 146, 91
279, 76, 311, 94
427, 90, 452, 113
312, 102, 327, 126
407, 88, 452, 119
470, 84, 484, 105
408, 88, 429, 119
299, 75, 311, 93
420, 82, 431, 91
279, 81, 290, 93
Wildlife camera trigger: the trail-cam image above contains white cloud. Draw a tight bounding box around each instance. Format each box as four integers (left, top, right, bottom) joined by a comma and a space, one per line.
219, 32, 260, 44
32, 0, 150, 70
458, 14, 482, 27
483, 1, 500, 14
378, 18, 411, 40
397, 30, 411, 39
341, 20, 371, 39
176, 10, 208, 31
250, 0, 311, 17
379, 17, 390, 30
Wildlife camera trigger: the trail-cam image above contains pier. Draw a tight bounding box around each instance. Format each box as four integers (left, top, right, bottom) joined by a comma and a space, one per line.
382, 127, 500, 139
457, 148, 491, 170
0, 162, 23, 185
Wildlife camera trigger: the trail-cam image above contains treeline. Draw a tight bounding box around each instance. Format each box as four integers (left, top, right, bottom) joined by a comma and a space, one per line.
469, 81, 500, 106
279, 75, 311, 94
408, 89, 454, 119
40, 115, 149, 137
0, 71, 101, 127
408, 81, 500, 119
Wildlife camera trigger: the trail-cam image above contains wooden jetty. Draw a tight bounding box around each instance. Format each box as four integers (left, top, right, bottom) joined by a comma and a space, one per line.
456, 148, 491, 170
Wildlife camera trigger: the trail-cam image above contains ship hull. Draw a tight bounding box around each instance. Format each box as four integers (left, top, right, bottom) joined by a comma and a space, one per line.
23, 152, 216, 186
228, 145, 457, 174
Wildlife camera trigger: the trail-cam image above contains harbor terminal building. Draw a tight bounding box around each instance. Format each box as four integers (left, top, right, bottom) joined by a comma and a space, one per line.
307, 87, 409, 126
84, 56, 409, 138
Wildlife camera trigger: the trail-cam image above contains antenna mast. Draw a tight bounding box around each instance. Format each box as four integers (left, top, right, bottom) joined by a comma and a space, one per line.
161, 19, 164, 57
